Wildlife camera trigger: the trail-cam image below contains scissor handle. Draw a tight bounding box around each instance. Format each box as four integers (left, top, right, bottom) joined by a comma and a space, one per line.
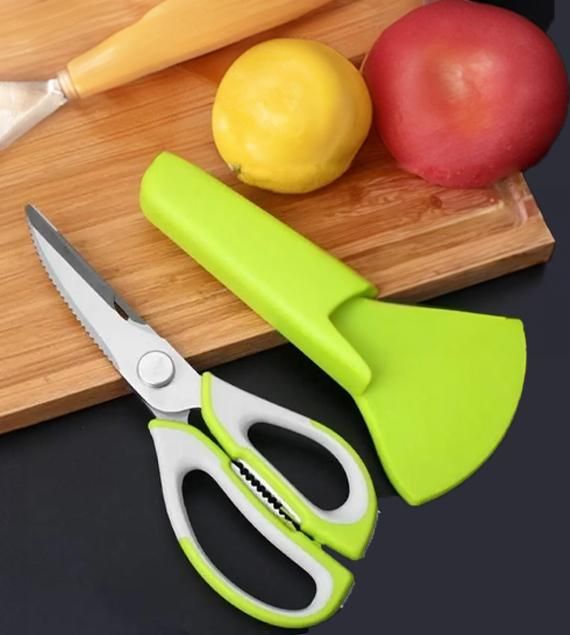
200, 372, 377, 560
149, 420, 352, 628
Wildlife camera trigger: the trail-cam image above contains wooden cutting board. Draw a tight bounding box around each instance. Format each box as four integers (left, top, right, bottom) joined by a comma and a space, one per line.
0, 0, 554, 432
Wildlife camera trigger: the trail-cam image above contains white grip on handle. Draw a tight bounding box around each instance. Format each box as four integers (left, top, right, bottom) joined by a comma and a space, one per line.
148, 421, 352, 628
207, 374, 370, 524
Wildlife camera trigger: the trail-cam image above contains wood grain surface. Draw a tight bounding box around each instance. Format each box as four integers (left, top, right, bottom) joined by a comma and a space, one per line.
0, 0, 554, 432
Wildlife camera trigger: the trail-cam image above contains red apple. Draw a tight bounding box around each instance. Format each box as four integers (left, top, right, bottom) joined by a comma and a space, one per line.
362, 0, 568, 188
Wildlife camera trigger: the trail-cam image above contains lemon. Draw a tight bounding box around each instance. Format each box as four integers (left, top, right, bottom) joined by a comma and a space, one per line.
212, 38, 372, 194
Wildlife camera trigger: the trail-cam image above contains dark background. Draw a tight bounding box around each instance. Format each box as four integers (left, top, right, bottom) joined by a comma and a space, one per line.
1, 1, 567, 633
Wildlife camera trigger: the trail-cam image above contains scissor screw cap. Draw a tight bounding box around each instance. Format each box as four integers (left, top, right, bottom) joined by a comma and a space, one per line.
137, 350, 175, 388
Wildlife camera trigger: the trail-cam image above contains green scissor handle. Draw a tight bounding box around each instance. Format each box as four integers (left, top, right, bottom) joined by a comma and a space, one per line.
200, 372, 377, 560
149, 418, 353, 629
149, 373, 377, 628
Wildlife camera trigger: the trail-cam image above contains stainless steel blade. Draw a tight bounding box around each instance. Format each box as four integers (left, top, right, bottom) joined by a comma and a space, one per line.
0, 79, 68, 149
26, 204, 201, 420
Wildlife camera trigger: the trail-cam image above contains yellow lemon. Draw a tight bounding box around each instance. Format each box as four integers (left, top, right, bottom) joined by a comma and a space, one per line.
212, 38, 372, 193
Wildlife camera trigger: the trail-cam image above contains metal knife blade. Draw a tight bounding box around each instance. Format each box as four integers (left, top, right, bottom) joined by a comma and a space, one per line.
26, 204, 201, 419
0, 79, 67, 150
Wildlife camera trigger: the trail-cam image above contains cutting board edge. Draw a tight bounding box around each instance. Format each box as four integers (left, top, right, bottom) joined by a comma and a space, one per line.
377, 213, 555, 300
383, 228, 554, 302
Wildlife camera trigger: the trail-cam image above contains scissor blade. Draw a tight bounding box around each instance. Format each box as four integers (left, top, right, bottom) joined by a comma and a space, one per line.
26, 204, 144, 362
26, 204, 201, 418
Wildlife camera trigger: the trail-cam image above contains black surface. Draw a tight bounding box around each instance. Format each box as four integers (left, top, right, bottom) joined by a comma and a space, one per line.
1, 1, 567, 633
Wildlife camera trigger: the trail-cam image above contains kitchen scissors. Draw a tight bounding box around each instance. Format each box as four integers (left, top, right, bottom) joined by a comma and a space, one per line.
26, 205, 377, 628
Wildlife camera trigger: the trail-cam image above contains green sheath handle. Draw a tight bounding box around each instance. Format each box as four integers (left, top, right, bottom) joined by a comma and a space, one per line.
140, 152, 377, 396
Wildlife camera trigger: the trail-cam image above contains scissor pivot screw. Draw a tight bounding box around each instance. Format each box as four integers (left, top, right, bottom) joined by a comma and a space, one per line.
137, 351, 175, 388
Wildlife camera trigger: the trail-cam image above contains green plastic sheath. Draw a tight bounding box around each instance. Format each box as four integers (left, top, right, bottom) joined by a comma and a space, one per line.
139, 153, 527, 506
140, 152, 376, 396
200, 372, 377, 560
148, 419, 353, 628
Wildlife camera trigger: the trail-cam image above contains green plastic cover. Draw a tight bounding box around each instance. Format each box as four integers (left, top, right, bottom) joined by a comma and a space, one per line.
140, 152, 527, 505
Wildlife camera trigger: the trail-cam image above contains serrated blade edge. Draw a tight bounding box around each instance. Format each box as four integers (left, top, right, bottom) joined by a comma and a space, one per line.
25, 204, 202, 417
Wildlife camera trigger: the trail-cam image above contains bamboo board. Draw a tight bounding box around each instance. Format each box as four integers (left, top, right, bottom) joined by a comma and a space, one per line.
0, 0, 554, 431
